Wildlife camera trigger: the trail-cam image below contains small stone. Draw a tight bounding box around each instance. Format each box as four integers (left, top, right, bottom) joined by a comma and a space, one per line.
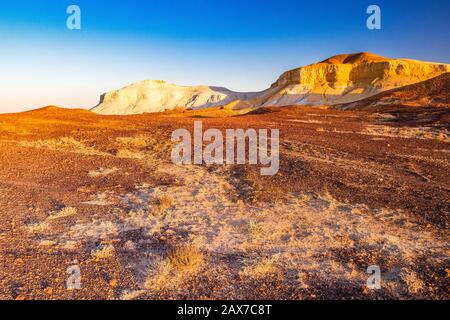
110, 279, 118, 288
44, 287, 54, 295
361, 285, 370, 296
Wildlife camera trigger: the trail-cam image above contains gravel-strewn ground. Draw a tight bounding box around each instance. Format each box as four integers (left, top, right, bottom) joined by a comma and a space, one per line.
0, 105, 448, 300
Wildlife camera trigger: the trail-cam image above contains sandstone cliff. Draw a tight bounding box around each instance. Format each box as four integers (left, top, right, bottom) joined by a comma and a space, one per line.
256, 52, 450, 106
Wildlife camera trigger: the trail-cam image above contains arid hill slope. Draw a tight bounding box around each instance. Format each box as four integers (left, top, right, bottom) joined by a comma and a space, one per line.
335, 73, 450, 110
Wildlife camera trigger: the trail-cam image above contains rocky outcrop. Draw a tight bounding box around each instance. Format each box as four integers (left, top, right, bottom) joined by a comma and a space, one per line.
257, 53, 450, 107
92, 80, 257, 115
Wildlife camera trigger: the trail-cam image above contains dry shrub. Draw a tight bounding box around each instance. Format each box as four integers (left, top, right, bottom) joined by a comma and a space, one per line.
248, 219, 265, 242
120, 290, 145, 300
27, 221, 51, 234
362, 125, 450, 142
400, 268, 424, 294
145, 258, 174, 290
168, 245, 204, 272
116, 135, 173, 157
19, 137, 107, 156
144, 245, 204, 290
435, 132, 449, 141
319, 189, 339, 211
116, 135, 153, 149
48, 206, 77, 220
150, 195, 174, 215
240, 258, 279, 279
91, 244, 115, 261
116, 148, 145, 159
88, 167, 118, 178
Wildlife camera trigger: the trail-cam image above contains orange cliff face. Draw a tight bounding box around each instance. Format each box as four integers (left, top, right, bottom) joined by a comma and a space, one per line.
257, 52, 450, 107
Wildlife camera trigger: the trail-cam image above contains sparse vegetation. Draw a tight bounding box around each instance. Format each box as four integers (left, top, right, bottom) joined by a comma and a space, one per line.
1, 104, 448, 299
149, 195, 174, 215
116, 148, 145, 159
91, 244, 115, 261
115, 134, 174, 159
88, 167, 118, 178
144, 245, 204, 290
240, 258, 279, 278
26, 221, 51, 234
19, 137, 108, 156
362, 125, 450, 142
47, 206, 77, 220
248, 219, 265, 242
168, 245, 204, 272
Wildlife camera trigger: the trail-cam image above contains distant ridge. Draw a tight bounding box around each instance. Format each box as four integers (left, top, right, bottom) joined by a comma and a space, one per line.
92, 80, 257, 115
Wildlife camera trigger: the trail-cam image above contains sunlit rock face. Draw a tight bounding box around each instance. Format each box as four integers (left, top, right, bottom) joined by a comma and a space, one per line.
257, 52, 450, 106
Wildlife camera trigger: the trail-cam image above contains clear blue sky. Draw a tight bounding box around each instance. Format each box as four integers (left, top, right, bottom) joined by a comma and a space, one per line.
1, 0, 449, 112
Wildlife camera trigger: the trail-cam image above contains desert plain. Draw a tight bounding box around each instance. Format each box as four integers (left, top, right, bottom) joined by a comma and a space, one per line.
0, 101, 448, 299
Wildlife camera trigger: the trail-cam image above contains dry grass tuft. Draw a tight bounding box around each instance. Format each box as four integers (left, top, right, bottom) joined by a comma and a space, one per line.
240, 258, 279, 278
115, 135, 174, 158
120, 290, 145, 300
400, 268, 425, 294
116, 148, 145, 159
88, 167, 118, 178
19, 137, 107, 156
168, 245, 204, 272
362, 125, 450, 142
150, 195, 174, 215
27, 221, 51, 234
91, 244, 115, 261
144, 245, 204, 290
47, 206, 77, 220
248, 219, 265, 242
116, 135, 152, 149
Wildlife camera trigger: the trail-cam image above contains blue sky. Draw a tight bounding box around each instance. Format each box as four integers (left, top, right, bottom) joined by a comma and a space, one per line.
0, 0, 449, 112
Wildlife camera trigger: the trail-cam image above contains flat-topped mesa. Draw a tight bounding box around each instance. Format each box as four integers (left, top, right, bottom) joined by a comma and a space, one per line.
264, 52, 450, 106
272, 52, 449, 87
